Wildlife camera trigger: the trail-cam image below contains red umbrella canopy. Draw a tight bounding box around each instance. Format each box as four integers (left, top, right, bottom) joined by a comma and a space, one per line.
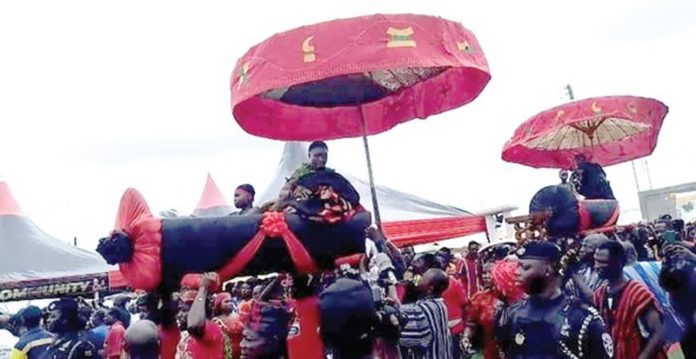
502, 96, 668, 169
231, 14, 490, 141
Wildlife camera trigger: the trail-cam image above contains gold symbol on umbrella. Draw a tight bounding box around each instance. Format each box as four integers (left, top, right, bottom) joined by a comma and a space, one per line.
591, 101, 602, 114
302, 36, 316, 63
387, 27, 416, 48
627, 103, 638, 114
457, 40, 473, 53
238, 62, 250, 89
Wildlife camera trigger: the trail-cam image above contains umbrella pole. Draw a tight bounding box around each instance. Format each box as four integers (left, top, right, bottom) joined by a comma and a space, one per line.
359, 106, 382, 228
631, 160, 641, 193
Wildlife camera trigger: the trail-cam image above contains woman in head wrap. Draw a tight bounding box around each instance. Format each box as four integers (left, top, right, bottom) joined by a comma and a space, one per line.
461, 260, 525, 359
212, 292, 243, 359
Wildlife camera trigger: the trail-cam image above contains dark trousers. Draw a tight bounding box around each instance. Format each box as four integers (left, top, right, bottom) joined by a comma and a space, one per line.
682, 326, 696, 359
452, 333, 462, 358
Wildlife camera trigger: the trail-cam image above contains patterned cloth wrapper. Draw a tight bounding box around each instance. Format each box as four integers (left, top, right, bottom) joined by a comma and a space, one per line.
288, 169, 361, 224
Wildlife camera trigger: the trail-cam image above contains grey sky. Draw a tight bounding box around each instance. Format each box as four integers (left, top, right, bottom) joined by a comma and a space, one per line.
1, 0, 695, 251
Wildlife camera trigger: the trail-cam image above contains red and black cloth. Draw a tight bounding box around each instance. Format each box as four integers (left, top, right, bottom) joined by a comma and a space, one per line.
593, 280, 666, 359
287, 170, 361, 224
97, 182, 369, 292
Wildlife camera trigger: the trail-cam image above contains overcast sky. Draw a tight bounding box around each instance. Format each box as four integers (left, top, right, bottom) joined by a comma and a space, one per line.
1, 0, 695, 251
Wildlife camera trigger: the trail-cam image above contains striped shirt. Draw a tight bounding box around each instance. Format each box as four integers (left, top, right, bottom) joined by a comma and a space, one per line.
456, 258, 481, 300
400, 298, 453, 359
624, 261, 685, 342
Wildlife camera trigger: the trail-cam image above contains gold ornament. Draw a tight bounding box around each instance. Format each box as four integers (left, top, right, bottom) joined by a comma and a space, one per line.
515, 332, 526, 345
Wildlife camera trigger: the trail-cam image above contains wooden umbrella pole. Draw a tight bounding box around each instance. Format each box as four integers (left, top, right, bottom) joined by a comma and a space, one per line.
359, 106, 382, 228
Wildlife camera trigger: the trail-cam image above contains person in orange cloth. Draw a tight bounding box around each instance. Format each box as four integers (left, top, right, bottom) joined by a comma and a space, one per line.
235, 283, 254, 327
104, 307, 128, 359
456, 241, 482, 300
439, 258, 469, 358
462, 260, 525, 359
212, 292, 243, 359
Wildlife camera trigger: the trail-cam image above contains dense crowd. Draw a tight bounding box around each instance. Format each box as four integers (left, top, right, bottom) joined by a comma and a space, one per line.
3, 223, 694, 359
2, 142, 696, 359
2, 228, 696, 359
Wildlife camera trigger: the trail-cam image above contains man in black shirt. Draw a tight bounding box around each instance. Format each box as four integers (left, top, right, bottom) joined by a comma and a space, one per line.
496, 241, 614, 358
573, 154, 615, 200
42, 298, 96, 359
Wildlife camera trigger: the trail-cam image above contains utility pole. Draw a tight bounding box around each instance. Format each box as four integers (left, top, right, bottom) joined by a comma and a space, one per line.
565, 84, 575, 101
643, 160, 654, 190
73, 237, 77, 247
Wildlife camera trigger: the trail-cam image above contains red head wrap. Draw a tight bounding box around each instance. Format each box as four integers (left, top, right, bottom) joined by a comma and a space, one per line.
213, 292, 232, 315
492, 260, 525, 303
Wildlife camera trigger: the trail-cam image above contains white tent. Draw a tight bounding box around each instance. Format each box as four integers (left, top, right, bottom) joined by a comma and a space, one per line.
158, 143, 493, 249
257, 142, 490, 249
0, 181, 113, 283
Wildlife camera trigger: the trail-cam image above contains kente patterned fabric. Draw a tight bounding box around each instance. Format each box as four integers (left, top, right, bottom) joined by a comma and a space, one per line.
593, 280, 667, 359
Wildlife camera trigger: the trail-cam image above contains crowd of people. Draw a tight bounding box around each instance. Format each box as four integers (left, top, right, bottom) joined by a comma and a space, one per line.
0, 275, 277, 359
2, 227, 696, 359
2, 141, 696, 359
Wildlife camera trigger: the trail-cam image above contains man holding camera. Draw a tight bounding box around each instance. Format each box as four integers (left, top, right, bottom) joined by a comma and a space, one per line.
566, 233, 609, 303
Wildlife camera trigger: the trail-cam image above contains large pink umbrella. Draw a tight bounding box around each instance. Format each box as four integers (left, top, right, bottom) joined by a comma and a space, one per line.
231, 14, 490, 224
502, 96, 668, 169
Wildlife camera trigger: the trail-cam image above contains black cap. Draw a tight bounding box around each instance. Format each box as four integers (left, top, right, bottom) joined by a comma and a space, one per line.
49, 297, 78, 314
516, 241, 561, 262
